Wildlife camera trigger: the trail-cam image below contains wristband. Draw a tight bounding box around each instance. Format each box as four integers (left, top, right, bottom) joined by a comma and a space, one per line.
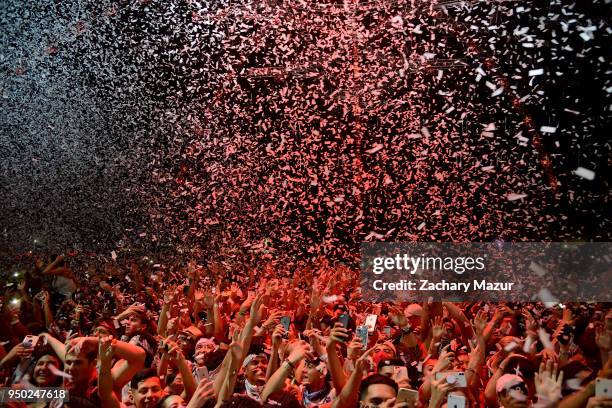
284, 359, 295, 369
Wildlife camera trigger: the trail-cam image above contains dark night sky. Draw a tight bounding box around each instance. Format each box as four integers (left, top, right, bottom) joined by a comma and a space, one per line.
1, 0, 609, 264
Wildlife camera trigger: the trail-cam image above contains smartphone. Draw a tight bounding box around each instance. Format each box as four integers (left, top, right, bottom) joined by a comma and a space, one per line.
393, 366, 409, 383
198, 311, 208, 321
595, 377, 612, 398
280, 316, 291, 338
197, 366, 209, 380
22, 335, 40, 349
338, 313, 350, 328
397, 388, 418, 405
447, 393, 467, 408
383, 326, 392, 336
356, 326, 369, 349
365, 314, 378, 334
435, 371, 467, 388
183, 285, 190, 296
112, 318, 121, 329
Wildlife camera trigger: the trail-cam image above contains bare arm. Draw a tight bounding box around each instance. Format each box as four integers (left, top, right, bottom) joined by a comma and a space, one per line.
41, 333, 67, 363
326, 324, 349, 393
262, 342, 312, 402
331, 349, 373, 408
98, 337, 121, 408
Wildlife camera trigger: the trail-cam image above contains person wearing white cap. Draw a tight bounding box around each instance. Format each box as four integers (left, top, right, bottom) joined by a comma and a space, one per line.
496, 374, 529, 408
242, 352, 269, 401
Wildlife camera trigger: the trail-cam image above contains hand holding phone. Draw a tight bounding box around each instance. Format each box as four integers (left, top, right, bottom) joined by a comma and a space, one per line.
435, 371, 467, 388
280, 316, 291, 338
365, 314, 378, 334
595, 377, 612, 398
356, 326, 369, 350
22, 335, 40, 349
397, 388, 418, 406
447, 393, 467, 408
338, 314, 350, 328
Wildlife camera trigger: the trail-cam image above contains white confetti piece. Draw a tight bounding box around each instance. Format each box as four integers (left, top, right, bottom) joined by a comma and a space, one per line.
366, 144, 383, 154
529, 261, 547, 277
504, 342, 518, 352
538, 327, 555, 350
565, 378, 583, 390
539, 126, 557, 133
491, 87, 504, 97
528, 68, 544, 76
365, 231, 385, 241
538, 289, 559, 309
507, 193, 527, 201
572, 167, 595, 180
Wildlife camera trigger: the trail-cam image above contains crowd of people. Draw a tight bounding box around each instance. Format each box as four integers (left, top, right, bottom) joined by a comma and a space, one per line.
1, 254, 611, 408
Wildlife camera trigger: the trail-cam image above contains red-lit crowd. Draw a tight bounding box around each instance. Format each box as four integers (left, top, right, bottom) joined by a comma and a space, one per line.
0, 255, 610, 408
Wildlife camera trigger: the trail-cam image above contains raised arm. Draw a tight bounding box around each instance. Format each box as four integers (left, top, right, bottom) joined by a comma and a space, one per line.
40, 332, 67, 363
216, 337, 244, 407
331, 348, 374, 408
98, 336, 121, 408
164, 338, 198, 401
261, 341, 313, 402
110, 338, 146, 390
325, 323, 349, 393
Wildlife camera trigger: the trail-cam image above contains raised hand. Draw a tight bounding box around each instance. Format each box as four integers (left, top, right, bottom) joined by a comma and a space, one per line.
98, 336, 114, 368
347, 338, 365, 360
34, 290, 50, 304
187, 379, 215, 408
389, 306, 409, 327
249, 295, 265, 324
229, 328, 244, 362
354, 346, 376, 374
429, 378, 455, 408
272, 324, 286, 348
286, 341, 314, 365
431, 316, 445, 339
327, 322, 349, 348
472, 310, 488, 336
261, 310, 284, 331
432, 346, 455, 374
535, 360, 563, 405
595, 325, 612, 352
523, 310, 538, 334
161, 337, 185, 362
6, 343, 33, 361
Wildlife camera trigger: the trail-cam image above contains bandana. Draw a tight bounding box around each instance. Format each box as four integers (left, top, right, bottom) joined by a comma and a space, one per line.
303, 384, 331, 406
244, 379, 263, 401
242, 353, 267, 368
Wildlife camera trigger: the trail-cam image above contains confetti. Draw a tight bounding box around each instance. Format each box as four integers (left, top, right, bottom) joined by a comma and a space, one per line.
572, 167, 595, 180
528, 68, 544, 76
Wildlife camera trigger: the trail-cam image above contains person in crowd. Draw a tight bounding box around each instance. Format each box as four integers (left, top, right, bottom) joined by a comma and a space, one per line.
0, 254, 610, 408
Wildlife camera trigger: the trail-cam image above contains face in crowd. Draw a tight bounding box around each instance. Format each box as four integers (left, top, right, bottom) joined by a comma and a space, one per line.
497, 375, 529, 408
244, 355, 268, 386
194, 338, 216, 365
33, 354, 62, 387
296, 359, 326, 391
124, 313, 147, 337
64, 349, 97, 393
131, 371, 165, 408
359, 375, 398, 408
